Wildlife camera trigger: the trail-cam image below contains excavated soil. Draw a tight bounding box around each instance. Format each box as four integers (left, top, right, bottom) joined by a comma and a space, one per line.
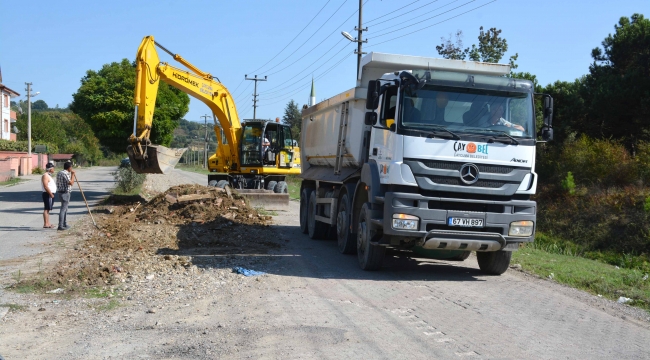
41, 185, 278, 289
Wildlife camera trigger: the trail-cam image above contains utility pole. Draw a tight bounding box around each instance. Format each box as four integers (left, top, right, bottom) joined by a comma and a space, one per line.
201, 114, 210, 168
355, 0, 368, 83
245, 75, 267, 119
25, 83, 33, 161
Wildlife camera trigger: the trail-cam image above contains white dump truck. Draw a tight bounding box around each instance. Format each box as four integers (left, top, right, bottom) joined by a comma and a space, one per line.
299, 52, 554, 274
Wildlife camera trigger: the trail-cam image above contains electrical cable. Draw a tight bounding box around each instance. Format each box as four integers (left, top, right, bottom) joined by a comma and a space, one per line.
367, 0, 445, 29
256, 0, 350, 75
367, 0, 496, 47
373, 0, 475, 39
364, 0, 420, 25
247, 0, 333, 74
261, 40, 349, 95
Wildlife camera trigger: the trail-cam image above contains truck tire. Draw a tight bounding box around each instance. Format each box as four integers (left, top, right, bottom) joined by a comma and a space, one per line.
336, 192, 356, 254
308, 191, 328, 239
274, 181, 288, 194
266, 181, 277, 191
216, 180, 229, 189
300, 188, 313, 234
450, 251, 471, 261
477, 250, 512, 275
208, 180, 218, 187
357, 203, 385, 270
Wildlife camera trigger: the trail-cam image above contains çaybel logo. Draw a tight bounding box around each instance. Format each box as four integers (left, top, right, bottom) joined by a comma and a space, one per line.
459, 163, 480, 185
453, 141, 488, 159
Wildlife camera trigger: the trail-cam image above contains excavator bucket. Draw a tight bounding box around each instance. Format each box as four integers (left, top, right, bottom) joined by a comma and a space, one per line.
127, 145, 186, 175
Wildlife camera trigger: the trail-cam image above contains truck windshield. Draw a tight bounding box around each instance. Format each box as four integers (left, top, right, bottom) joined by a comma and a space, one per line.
399, 85, 534, 138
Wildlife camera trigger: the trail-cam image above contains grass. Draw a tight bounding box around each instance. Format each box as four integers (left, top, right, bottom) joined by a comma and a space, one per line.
85, 287, 112, 299
285, 175, 301, 200
93, 299, 120, 311
0, 178, 25, 186
112, 183, 144, 196
512, 245, 650, 311
0, 303, 27, 312
256, 208, 278, 216
176, 164, 212, 175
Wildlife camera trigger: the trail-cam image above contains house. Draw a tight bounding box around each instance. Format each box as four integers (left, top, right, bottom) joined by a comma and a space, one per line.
0, 70, 21, 141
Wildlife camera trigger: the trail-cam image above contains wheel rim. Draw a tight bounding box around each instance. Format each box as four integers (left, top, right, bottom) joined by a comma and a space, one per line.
357, 220, 366, 256
336, 206, 346, 238
300, 195, 308, 228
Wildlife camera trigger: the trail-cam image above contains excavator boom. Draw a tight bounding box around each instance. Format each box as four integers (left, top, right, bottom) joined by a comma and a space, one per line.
128, 35, 241, 174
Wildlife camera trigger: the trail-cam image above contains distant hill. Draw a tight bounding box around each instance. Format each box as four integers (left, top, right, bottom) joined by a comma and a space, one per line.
171, 119, 218, 151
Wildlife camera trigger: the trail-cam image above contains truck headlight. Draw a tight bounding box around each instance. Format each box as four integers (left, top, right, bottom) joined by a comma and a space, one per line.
509, 221, 534, 236
392, 214, 419, 230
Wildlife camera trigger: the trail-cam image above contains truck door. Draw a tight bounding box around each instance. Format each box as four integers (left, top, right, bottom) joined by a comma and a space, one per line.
370, 85, 398, 178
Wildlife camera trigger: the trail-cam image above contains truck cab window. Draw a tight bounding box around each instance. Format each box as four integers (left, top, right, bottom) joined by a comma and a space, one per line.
380, 86, 398, 128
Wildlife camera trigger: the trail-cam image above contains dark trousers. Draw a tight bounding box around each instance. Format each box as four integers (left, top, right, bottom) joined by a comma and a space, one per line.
58, 192, 70, 228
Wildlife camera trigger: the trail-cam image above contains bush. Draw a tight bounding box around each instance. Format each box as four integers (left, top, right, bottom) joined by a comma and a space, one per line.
561, 172, 576, 195
113, 166, 145, 193
557, 135, 637, 189
32, 167, 44, 175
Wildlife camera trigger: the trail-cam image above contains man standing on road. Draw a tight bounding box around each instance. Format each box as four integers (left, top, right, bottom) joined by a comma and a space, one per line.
41, 163, 57, 229
56, 162, 75, 231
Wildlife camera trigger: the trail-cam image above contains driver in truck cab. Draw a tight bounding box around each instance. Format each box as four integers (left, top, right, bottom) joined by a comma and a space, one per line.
486, 101, 525, 131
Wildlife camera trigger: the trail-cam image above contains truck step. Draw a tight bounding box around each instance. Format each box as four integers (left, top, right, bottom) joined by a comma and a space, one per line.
370, 218, 384, 227
374, 196, 384, 204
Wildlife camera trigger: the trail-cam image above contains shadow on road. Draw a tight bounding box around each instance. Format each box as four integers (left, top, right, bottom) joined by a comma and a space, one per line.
157, 217, 485, 282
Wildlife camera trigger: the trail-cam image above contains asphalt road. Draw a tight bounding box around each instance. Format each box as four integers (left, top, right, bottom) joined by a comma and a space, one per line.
0, 167, 116, 267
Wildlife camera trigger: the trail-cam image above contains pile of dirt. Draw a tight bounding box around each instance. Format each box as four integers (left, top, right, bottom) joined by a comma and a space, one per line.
44, 185, 279, 288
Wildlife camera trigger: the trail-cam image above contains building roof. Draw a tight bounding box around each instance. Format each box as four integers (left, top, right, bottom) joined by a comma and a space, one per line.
0, 84, 20, 97
50, 154, 75, 160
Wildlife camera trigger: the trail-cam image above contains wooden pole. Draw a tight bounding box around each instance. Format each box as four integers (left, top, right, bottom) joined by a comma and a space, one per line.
73, 173, 99, 228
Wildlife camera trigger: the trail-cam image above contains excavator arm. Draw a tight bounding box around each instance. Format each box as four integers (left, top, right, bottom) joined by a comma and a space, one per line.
128, 35, 242, 174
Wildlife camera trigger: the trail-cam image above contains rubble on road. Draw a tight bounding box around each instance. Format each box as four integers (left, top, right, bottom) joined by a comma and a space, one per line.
37, 184, 280, 289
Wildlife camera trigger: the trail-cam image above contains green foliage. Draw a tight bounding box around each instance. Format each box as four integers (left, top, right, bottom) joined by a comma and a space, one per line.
113, 166, 145, 193
70, 59, 190, 153
436, 27, 519, 71
583, 14, 650, 148
561, 172, 576, 195
32, 167, 44, 175
644, 196, 650, 213
170, 119, 218, 150
31, 99, 48, 110
282, 100, 302, 138
0, 139, 59, 154
557, 135, 637, 188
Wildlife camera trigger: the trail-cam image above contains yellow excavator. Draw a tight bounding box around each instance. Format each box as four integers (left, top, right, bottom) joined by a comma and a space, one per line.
127, 35, 300, 208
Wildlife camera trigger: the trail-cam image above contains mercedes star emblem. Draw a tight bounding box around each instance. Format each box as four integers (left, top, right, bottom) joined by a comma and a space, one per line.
459, 163, 480, 185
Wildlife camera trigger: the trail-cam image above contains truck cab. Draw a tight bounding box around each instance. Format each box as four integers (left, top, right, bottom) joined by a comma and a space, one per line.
300, 53, 553, 274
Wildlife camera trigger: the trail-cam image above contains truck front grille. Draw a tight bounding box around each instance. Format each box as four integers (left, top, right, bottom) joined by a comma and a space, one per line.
426, 176, 508, 188
419, 160, 516, 174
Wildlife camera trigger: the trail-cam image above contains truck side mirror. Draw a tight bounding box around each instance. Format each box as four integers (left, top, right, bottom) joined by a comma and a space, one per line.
366, 80, 380, 110
541, 127, 553, 141
543, 95, 553, 127
365, 112, 377, 126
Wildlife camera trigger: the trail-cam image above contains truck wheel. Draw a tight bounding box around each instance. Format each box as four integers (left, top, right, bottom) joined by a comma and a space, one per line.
208, 180, 218, 187
266, 181, 277, 191
216, 180, 229, 189
336, 193, 356, 254
450, 251, 471, 261
300, 188, 313, 234
357, 203, 385, 270
477, 251, 512, 275
308, 191, 328, 239
274, 181, 288, 194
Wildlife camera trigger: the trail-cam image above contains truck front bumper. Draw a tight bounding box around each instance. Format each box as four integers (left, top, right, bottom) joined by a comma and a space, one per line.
381, 192, 536, 251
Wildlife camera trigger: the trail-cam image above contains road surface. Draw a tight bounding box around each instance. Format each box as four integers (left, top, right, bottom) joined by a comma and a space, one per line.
0, 169, 649, 359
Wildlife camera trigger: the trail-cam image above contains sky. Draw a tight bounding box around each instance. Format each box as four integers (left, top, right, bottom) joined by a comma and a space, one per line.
1, 0, 648, 124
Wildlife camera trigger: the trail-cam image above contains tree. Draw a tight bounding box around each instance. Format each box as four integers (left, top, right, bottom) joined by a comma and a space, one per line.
31, 99, 48, 110
282, 100, 302, 137
436, 26, 518, 70
582, 13, 650, 149
69, 59, 190, 153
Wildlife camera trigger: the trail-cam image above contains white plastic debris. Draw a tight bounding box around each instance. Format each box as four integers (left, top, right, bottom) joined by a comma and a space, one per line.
597, 294, 602, 297
46, 288, 64, 294
548, 273, 554, 280
643, 274, 648, 281
615, 266, 620, 269
617, 296, 632, 304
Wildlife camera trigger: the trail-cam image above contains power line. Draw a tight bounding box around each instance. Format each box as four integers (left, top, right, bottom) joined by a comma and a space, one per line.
229, 79, 245, 96
261, 0, 369, 79
368, 0, 496, 47
373, 0, 476, 38
364, 0, 420, 25
261, 40, 349, 95
258, 0, 350, 75
367, 0, 444, 28
247, 0, 333, 74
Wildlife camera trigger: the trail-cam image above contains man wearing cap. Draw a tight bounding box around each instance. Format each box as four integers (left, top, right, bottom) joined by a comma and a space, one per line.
41, 163, 57, 229
56, 162, 75, 231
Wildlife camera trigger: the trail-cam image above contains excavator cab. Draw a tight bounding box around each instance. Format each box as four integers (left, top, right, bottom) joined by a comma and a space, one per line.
240, 121, 296, 169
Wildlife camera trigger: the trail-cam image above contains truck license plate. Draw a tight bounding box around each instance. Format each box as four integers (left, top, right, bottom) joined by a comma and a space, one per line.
448, 217, 484, 227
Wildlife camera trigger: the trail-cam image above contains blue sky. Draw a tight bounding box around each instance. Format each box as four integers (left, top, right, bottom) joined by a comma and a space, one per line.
1, 0, 648, 124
